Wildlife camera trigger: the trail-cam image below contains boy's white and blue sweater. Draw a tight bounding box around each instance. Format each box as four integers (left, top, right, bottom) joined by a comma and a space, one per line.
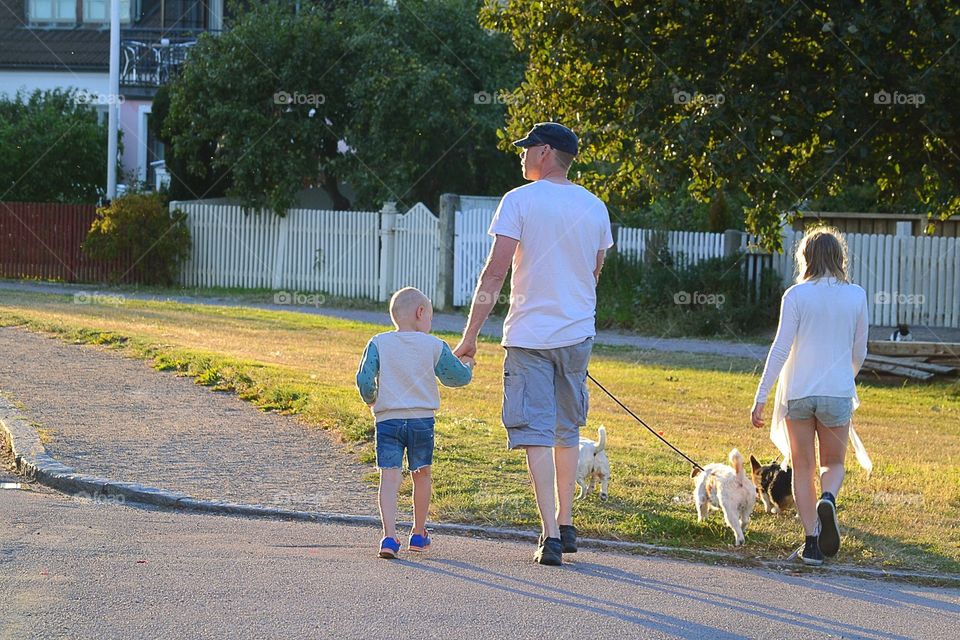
356, 331, 472, 422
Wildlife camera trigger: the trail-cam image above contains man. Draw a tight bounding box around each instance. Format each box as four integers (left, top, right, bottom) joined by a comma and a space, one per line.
454, 122, 613, 566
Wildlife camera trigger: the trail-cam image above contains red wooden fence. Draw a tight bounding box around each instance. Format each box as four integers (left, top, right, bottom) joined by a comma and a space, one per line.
0, 202, 132, 283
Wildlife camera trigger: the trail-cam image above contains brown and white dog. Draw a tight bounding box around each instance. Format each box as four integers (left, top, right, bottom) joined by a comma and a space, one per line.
576, 425, 610, 501
691, 449, 757, 546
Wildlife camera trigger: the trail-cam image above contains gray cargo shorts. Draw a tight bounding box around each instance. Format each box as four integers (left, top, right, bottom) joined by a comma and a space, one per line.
501, 337, 593, 449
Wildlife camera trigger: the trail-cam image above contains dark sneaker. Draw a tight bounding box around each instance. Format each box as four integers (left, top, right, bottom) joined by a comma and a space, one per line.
817, 492, 841, 557
559, 525, 577, 553
801, 536, 824, 566
534, 537, 563, 566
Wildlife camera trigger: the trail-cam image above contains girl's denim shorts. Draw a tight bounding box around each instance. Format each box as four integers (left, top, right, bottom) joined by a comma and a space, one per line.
785, 396, 853, 427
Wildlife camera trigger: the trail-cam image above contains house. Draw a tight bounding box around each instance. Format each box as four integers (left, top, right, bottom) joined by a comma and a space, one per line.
0, 0, 224, 190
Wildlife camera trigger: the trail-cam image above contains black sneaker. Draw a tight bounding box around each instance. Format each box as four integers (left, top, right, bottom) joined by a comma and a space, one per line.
534, 536, 563, 566
801, 536, 824, 566
559, 525, 577, 553
817, 492, 841, 557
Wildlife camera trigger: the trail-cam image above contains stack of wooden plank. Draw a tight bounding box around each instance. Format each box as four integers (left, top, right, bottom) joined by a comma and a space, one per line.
862, 341, 960, 380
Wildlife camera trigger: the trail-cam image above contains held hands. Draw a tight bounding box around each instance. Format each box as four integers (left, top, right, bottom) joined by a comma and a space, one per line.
453, 337, 478, 360
750, 403, 765, 429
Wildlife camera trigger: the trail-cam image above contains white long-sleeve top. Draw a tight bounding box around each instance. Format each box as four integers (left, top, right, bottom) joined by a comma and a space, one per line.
756, 277, 869, 404
755, 277, 873, 473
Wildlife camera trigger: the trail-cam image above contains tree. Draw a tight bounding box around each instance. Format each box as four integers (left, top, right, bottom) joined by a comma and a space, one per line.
165, 2, 353, 214
149, 85, 228, 202
0, 89, 108, 203
482, 1, 960, 248
164, 0, 524, 214
334, 0, 525, 211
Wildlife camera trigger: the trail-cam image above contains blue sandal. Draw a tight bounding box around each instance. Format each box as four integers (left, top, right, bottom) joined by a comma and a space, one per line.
379, 537, 401, 559
408, 531, 431, 552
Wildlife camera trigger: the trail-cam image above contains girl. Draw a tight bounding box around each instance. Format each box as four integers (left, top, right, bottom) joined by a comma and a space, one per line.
751, 227, 872, 565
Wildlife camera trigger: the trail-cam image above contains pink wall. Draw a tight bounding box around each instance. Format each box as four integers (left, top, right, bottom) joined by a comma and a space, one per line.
120, 99, 151, 184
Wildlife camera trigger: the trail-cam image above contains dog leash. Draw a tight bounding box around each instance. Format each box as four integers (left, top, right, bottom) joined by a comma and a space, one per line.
586, 371, 705, 472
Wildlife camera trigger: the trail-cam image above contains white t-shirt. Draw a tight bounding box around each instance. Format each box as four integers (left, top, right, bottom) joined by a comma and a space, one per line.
488, 180, 614, 349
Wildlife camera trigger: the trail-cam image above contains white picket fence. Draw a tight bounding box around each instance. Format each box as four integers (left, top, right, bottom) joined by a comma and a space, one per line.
776, 230, 960, 328
174, 201, 380, 297
617, 228, 725, 266
453, 196, 501, 306
387, 202, 440, 298
172, 199, 960, 328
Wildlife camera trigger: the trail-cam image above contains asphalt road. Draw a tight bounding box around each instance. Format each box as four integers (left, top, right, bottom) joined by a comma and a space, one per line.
2, 482, 958, 640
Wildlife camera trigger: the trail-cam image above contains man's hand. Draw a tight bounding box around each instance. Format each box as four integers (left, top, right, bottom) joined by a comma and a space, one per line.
459, 355, 476, 368
750, 403, 765, 429
454, 337, 478, 360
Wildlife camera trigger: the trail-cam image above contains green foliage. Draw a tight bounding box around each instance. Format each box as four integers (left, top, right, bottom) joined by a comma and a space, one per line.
334, 0, 525, 211
620, 183, 746, 232
707, 191, 731, 233
806, 183, 894, 213
0, 89, 109, 203
149, 85, 228, 201
165, 0, 523, 214
82, 193, 191, 285
597, 252, 781, 338
482, 1, 960, 249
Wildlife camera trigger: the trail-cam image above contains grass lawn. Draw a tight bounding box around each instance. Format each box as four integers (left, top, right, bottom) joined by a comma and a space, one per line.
0, 290, 957, 573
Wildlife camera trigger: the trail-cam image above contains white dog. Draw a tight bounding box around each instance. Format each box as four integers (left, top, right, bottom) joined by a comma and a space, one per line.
576, 425, 610, 501
691, 448, 757, 546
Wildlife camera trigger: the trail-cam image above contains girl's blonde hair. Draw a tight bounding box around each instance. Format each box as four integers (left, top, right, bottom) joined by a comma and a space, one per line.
795, 226, 849, 283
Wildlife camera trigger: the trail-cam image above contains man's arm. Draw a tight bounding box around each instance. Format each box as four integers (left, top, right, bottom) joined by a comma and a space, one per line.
594, 249, 606, 284
454, 235, 518, 358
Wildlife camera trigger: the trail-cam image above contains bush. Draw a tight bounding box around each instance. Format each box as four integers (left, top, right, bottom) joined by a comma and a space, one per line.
0, 89, 109, 203
597, 252, 782, 338
82, 193, 191, 285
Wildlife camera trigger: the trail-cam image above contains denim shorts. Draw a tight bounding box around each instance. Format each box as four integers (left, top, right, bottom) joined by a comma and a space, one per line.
501, 338, 593, 449
785, 396, 853, 427
375, 417, 435, 470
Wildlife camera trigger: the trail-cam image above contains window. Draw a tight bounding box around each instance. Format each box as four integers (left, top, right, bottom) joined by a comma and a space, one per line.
27, 0, 133, 24
83, 0, 133, 24
27, 0, 77, 23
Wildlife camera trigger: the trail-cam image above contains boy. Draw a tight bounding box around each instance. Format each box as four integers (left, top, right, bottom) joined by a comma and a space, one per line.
356, 287, 474, 558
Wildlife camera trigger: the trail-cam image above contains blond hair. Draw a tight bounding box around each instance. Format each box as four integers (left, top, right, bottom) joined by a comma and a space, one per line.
389, 286, 430, 326
795, 226, 849, 283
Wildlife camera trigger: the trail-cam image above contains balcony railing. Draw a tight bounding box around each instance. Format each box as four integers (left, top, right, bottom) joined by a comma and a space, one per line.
120, 28, 218, 88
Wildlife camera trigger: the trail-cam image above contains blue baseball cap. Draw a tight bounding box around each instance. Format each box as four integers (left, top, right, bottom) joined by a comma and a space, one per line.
512, 122, 578, 155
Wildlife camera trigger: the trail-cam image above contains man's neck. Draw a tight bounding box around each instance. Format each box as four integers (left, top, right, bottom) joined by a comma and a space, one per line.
536, 167, 573, 184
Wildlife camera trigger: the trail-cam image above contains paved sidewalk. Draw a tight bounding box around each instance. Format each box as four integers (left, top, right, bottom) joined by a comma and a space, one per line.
3, 484, 958, 640
0, 326, 377, 516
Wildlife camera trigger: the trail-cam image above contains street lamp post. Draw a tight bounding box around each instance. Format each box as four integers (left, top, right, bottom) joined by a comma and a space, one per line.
107, 0, 120, 200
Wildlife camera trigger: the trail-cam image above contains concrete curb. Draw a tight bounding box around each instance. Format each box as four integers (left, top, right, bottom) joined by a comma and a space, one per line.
2, 398, 956, 587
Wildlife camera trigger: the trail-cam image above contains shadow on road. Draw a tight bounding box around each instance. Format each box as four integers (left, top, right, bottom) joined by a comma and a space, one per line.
401, 555, 927, 640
